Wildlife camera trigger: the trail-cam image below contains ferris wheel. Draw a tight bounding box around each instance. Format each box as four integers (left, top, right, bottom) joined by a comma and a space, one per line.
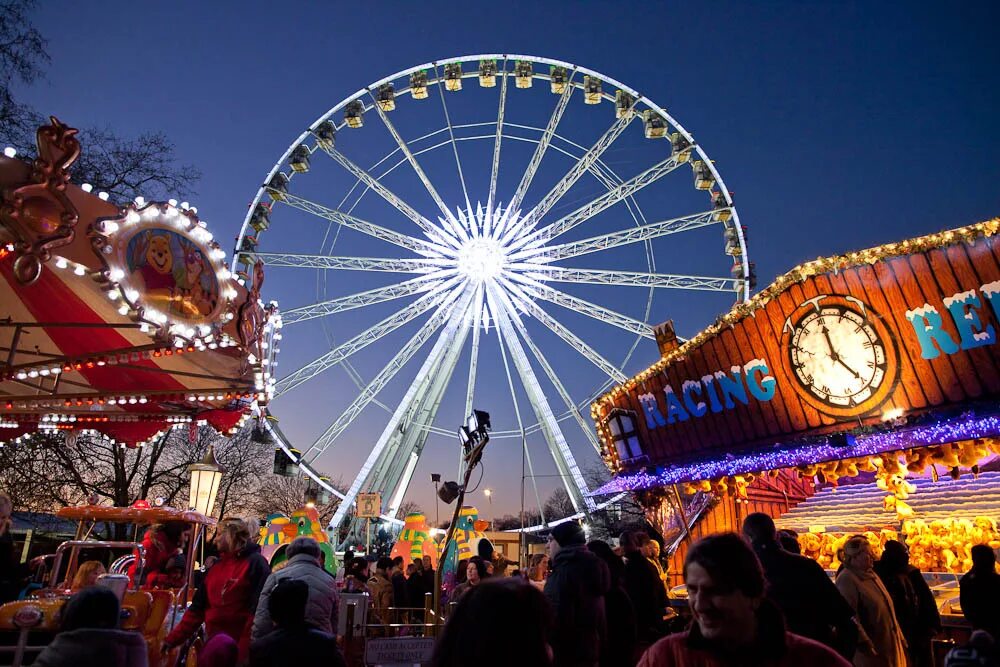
234, 54, 752, 541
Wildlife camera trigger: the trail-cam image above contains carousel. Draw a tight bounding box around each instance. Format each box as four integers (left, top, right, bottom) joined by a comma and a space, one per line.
0, 118, 279, 666
591, 216, 1000, 626
0, 117, 280, 449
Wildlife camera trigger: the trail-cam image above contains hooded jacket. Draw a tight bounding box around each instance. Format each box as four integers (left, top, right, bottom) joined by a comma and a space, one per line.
165, 542, 270, 663
252, 553, 339, 639
544, 544, 610, 667
34, 628, 148, 667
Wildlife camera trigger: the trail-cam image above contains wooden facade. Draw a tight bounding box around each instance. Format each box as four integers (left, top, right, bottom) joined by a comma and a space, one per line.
593, 219, 1000, 482
664, 470, 814, 585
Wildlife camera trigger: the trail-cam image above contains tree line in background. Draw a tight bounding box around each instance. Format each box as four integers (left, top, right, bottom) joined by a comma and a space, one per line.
0, 425, 344, 536
0, 0, 199, 203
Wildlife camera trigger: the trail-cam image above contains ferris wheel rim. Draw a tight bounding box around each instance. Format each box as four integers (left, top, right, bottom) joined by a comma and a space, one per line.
237, 53, 751, 535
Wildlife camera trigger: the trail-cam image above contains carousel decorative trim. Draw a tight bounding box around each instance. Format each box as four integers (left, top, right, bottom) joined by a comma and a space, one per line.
88, 201, 240, 348
0, 117, 81, 285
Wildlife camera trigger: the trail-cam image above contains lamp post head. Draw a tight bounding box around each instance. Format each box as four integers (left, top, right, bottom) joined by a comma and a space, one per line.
187, 444, 226, 517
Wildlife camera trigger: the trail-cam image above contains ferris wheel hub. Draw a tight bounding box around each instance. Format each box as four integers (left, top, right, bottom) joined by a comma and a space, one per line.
457, 237, 506, 282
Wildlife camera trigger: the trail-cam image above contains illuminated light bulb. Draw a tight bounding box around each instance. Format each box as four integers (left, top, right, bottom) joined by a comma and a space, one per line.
55, 257, 68, 269
73, 265, 86, 276
81, 183, 93, 193
103, 221, 119, 233
180, 201, 190, 209
118, 305, 129, 316
168, 199, 178, 207
134, 196, 145, 206
109, 268, 124, 282
98, 192, 110, 201
2, 147, 15, 158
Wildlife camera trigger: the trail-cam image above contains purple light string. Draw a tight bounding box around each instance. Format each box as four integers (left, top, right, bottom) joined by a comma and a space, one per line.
592, 414, 1000, 495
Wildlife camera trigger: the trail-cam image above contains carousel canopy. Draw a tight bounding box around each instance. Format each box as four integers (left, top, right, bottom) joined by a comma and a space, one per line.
0, 118, 279, 447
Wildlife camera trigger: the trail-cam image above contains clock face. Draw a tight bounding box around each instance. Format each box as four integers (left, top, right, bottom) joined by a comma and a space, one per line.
789, 305, 887, 408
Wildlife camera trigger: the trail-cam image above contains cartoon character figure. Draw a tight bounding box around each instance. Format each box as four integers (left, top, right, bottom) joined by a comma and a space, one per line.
440, 506, 490, 577
174, 243, 213, 317
130, 231, 177, 303
390, 513, 438, 568
258, 506, 336, 574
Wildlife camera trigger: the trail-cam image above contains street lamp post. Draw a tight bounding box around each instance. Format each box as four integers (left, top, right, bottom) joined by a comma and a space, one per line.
187, 444, 225, 573
484, 488, 493, 531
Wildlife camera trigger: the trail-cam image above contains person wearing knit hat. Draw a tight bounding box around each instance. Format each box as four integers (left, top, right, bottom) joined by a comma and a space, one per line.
544, 522, 610, 667
549, 522, 586, 549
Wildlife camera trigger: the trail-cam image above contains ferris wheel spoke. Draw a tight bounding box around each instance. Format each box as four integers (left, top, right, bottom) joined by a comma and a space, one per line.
432, 63, 472, 212
499, 277, 627, 384
490, 286, 603, 455
303, 284, 475, 464
486, 285, 595, 512
504, 274, 653, 339
509, 73, 576, 213
523, 105, 638, 229
275, 278, 462, 397
319, 144, 453, 242
506, 265, 741, 292
255, 252, 449, 273
488, 58, 509, 208
276, 191, 453, 257
372, 101, 453, 220
281, 270, 456, 325
512, 153, 688, 250
328, 285, 478, 530
512, 209, 720, 263
491, 290, 548, 526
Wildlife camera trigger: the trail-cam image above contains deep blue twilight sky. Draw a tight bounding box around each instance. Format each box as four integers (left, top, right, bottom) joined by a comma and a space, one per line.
13, 1, 1000, 519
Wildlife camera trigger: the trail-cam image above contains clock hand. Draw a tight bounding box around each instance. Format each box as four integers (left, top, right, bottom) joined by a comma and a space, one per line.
834, 357, 861, 379
820, 326, 837, 359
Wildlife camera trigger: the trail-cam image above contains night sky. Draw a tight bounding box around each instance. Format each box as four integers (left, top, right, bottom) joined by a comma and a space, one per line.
14, 1, 1000, 519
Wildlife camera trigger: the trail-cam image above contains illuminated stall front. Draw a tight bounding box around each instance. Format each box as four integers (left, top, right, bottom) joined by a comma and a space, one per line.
591, 217, 1000, 616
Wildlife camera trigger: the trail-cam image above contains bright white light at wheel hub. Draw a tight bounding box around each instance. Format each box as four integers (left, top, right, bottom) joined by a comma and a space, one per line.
457, 237, 505, 282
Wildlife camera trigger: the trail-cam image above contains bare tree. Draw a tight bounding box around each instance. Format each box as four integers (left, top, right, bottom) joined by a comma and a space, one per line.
248, 474, 343, 526
396, 500, 423, 519
0, 0, 200, 203
543, 488, 576, 521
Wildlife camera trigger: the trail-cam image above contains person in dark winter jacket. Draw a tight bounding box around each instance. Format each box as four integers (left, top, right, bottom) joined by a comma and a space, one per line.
390, 556, 408, 611
638, 533, 850, 667
874, 540, 940, 667
252, 537, 339, 639
621, 530, 668, 645
34, 586, 148, 667
431, 578, 553, 667
250, 579, 345, 667
588, 540, 638, 667
743, 513, 858, 660
164, 518, 270, 664
544, 522, 610, 667
960, 545, 1000, 642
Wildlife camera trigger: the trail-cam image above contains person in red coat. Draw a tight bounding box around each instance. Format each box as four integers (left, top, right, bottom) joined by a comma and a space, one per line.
128, 521, 189, 587
638, 533, 850, 667
164, 518, 270, 664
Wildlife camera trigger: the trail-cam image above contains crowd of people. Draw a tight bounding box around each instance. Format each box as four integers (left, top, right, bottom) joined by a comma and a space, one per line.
2, 500, 997, 667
